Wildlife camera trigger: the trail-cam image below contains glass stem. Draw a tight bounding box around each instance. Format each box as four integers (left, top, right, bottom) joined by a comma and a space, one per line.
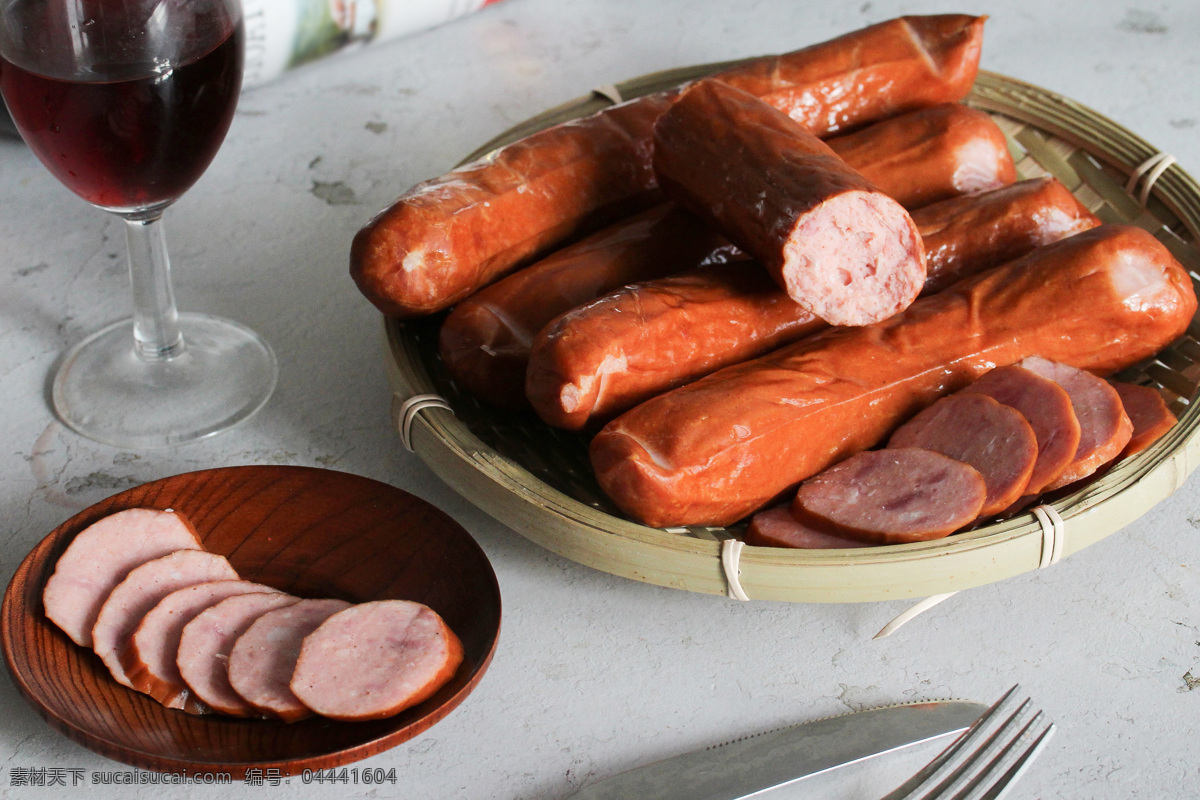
123, 213, 185, 361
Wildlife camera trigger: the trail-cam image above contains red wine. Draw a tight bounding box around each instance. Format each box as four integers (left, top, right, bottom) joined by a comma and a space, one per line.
1, 22, 243, 212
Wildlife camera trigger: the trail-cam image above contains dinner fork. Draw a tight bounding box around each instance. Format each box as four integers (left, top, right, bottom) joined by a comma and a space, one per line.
879, 685, 1055, 800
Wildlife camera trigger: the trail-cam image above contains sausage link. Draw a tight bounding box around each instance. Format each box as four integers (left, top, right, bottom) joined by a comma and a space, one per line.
826, 103, 1015, 209
589, 224, 1196, 527
351, 15, 985, 318
438, 203, 736, 407
651, 79, 926, 326
914, 176, 1101, 293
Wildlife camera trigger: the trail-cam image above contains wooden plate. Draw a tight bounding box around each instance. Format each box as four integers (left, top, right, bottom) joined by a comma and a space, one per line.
1, 465, 501, 777
382, 65, 1200, 602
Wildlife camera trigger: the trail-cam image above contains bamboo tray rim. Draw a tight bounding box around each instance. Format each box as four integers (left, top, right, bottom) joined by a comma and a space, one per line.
381, 63, 1200, 603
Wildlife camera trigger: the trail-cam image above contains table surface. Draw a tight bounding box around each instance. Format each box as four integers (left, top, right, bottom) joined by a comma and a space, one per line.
3, 0, 1200, 797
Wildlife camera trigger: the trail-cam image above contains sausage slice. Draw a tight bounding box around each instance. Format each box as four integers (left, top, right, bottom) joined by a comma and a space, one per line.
652, 79, 926, 327
791, 448, 987, 544
43, 508, 203, 647
291, 600, 464, 721
887, 393, 1038, 517
227, 598, 352, 722
744, 507, 875, 549
1111, 381, 1177, 457
960, 365, 1082, 493
90, 550, 239, 688
1019, 357, 1133, 490
122, 579, 278, 712
177, 591, 300, 717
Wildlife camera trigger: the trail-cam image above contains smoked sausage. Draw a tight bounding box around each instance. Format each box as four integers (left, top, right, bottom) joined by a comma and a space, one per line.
651, 79, 926, 326
438, 203, 737, 407
43, 508, 203, 648
590, 224, 1196, 527
350, 15, 985, 318
290, 600, 463, 721
91, 550, 239, 689
745, 506, 874, 549
914, 176, 1100, 293
825, 103, 1015, 209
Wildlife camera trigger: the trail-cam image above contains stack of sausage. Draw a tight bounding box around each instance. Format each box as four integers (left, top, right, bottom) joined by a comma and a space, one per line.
42, 508, 463, 721
349, 14, 1197, 534
746, 359, 1179, 548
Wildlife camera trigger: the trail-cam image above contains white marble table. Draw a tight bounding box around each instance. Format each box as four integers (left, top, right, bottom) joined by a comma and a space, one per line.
2, 0, 1199, 797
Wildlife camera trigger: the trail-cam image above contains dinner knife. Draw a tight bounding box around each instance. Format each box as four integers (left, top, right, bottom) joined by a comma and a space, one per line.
567, 699, 987, 800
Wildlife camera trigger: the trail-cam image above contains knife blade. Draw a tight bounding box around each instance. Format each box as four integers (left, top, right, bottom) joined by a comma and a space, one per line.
567, 700, 987, 800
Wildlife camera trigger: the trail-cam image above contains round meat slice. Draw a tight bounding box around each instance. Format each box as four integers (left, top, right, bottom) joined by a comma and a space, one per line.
791, 448, 987, 544
177, 591, 300, 717
744, 507, 875, 549
887, 392, 1038, 517
960, 364, 1082, 494
291, 600, 464, 721
1019, 357, 1133, 490
227, 598, 352, 722
43, 508, 203, 647
1112, 381, 1177, 457
91, 550, 238, 688
123, 579, 279, 712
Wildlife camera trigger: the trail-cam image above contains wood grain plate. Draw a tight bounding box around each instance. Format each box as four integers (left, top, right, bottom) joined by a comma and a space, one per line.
1, 465, 501, 777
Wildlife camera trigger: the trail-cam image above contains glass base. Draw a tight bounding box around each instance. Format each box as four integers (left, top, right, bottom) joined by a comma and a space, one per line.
52, 313, 277, 449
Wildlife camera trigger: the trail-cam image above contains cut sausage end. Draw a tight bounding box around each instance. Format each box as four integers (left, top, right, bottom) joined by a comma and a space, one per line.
781, 191, 926, 326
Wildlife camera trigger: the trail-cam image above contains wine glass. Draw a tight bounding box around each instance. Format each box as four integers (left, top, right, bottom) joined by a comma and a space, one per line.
0, 0, 276, 448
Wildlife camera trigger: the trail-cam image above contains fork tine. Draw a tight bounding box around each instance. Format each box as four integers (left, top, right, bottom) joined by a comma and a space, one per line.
947, 712, 1055, 800
880, 685, 1053, 800
882, 685, 1025, 800
972, 722, 1056, 800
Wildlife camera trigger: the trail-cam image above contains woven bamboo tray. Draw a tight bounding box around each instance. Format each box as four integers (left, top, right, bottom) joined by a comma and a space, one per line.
382, 65, 1200, 602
